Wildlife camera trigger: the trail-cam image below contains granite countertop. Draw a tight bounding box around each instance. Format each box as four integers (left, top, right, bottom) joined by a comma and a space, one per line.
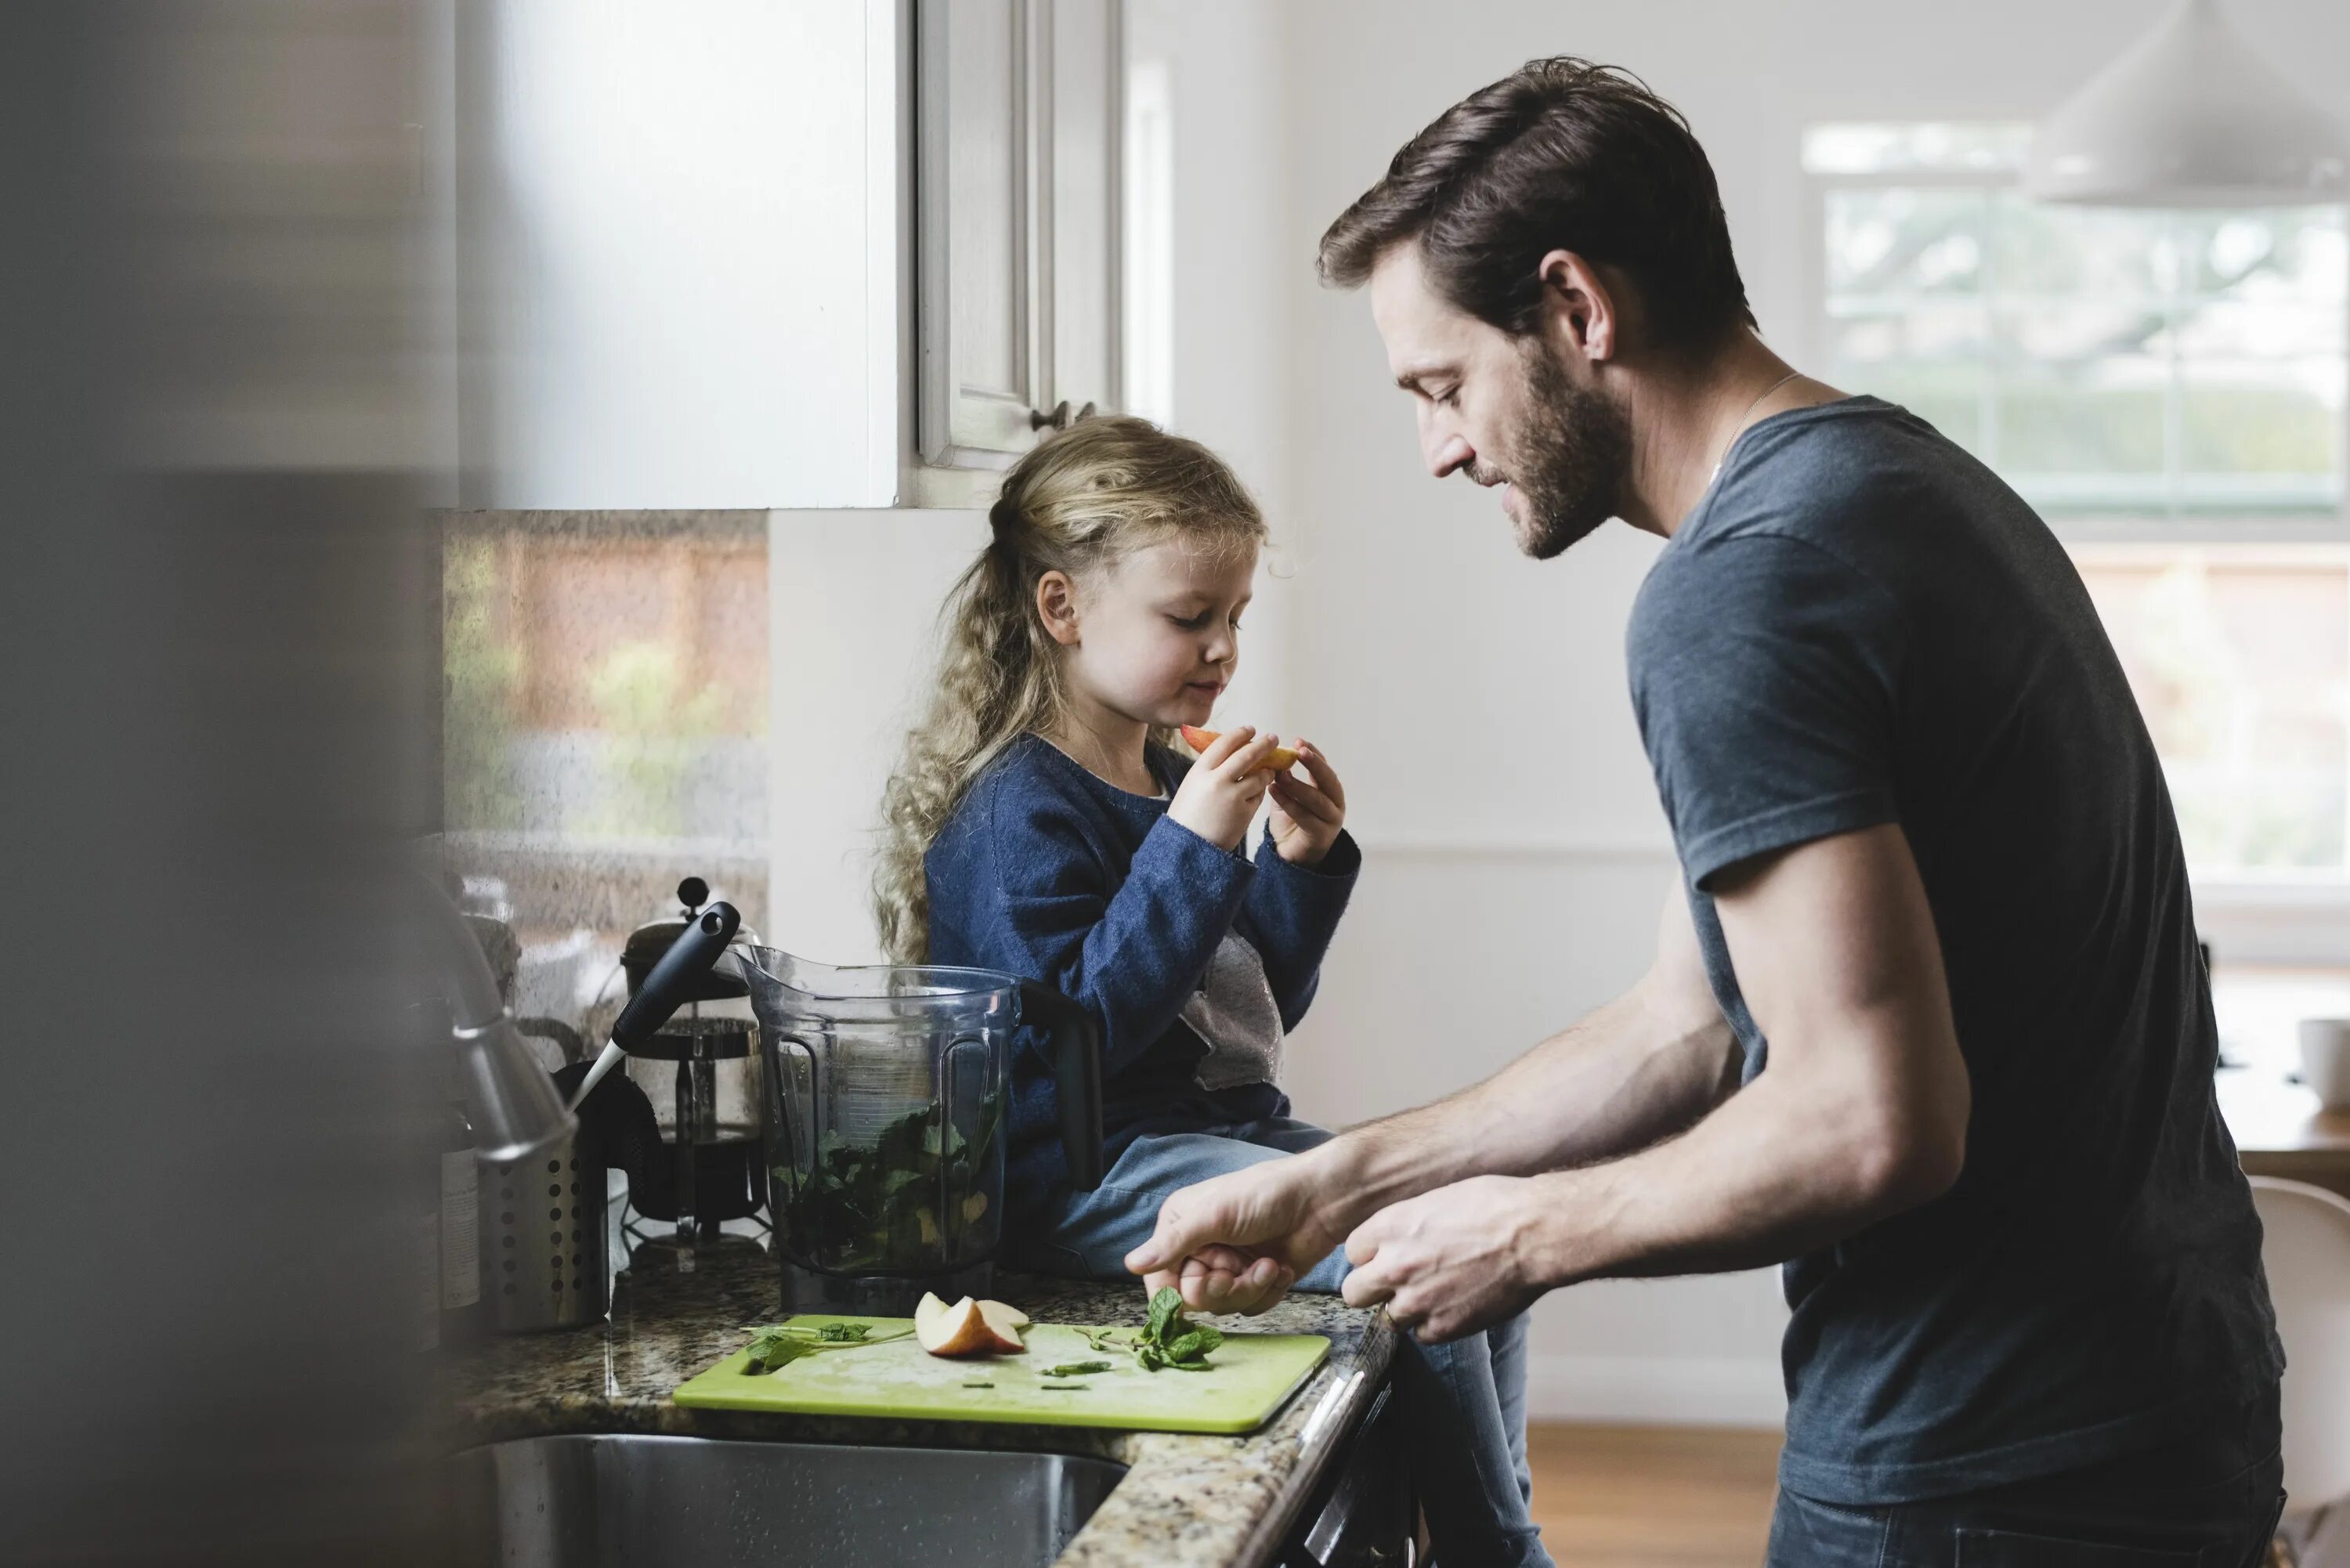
445, 1238, 1397, 1568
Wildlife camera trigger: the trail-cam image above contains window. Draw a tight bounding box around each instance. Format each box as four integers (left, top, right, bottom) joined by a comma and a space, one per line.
2070, 544, 2349, 875
443, 511, 769, 1030
1809, 125, 2350, 901
1809, 124, 2347, 518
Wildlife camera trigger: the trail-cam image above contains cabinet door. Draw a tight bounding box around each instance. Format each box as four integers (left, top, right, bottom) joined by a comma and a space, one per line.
916, 0, 1043, 468
1047, 0, 1121, 422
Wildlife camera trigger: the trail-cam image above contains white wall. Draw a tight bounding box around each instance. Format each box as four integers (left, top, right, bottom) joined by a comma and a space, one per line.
1127, 0, 1300, 735
459, 1, 897, 509
1267, 0, 2350, 1425
767, 508, 984, 963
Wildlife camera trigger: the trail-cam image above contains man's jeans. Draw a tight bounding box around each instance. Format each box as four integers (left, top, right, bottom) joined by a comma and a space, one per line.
1014, 1117, 1555, 1568
1766, 1437, 2286, 1568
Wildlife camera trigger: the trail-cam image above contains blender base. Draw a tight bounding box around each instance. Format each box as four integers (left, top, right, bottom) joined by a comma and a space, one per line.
779, 1257, 995, 1316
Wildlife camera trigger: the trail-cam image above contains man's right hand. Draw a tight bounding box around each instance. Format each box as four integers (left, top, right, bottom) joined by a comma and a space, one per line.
1123, 1147, 1354, 1314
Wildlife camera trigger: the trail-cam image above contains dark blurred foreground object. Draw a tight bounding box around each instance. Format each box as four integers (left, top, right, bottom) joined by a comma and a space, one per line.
1, 4, 457, 1566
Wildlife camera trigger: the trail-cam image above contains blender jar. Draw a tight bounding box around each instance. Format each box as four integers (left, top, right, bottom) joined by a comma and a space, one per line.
732, 948, 1102, 1313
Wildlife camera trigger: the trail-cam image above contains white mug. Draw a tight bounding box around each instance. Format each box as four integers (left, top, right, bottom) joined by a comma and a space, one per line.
2296, 1018, 2350, 1112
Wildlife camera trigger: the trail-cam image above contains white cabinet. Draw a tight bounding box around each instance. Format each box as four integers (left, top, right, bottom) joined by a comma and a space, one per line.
916, 0, 1123, 477
455, 1, 902, 510
452, 1, 1123, 509
1049, 0, 1120, 427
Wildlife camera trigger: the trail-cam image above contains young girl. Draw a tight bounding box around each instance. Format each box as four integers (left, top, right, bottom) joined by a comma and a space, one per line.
877, 417, 1551, 1568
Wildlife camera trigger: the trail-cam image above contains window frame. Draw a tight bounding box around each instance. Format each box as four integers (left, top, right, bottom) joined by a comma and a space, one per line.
1800, 132, 2350, 952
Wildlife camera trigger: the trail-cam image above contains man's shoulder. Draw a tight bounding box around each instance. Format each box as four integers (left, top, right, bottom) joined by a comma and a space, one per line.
1695, 401, 1942, 537
1633, 399, 1981, 637
1700, 397, 2016, 551
1629, 510, 1890, 652
1627, 439, 1924, 708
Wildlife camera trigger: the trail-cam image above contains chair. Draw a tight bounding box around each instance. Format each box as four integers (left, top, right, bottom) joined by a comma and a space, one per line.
2251, 1178, 2350, 1510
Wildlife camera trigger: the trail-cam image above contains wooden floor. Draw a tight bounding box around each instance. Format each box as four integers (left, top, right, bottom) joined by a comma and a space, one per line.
1525, 1423, 1783, 1568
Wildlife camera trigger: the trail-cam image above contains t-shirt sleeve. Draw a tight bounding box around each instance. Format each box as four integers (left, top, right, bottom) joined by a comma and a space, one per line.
1629, 532, 1905, 891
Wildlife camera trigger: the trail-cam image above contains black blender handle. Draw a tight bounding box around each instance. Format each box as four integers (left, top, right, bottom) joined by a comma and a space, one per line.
1017, 980, 1104, 1190
612, 901, 740, 1051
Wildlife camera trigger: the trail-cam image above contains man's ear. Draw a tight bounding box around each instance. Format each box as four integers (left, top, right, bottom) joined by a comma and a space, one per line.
1535, 249, 1618, 365
1036, 569, 1082, 647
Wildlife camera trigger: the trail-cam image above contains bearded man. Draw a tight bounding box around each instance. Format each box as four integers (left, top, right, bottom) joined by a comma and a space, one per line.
1126, 57, 2287, 1567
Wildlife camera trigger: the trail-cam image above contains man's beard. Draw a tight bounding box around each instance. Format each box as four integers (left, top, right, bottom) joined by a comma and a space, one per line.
1491, 345, 1632, 560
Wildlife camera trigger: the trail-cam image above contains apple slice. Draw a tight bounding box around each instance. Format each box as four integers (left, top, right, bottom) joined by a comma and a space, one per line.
915, 1292, 1029, 1356
1179, 724, 1300, 775
915, 1295, 998, 1359
977, 1299, 1029, 1353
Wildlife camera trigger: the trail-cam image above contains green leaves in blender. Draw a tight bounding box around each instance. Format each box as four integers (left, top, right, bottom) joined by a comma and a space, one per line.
772, 1090, 1006, 1273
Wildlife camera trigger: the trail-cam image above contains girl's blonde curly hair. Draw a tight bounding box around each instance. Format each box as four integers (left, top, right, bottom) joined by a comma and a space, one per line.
873, 416, 1266, 962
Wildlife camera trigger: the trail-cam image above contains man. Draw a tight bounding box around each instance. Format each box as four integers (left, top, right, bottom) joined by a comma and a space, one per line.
1126, 57, 2286, 1566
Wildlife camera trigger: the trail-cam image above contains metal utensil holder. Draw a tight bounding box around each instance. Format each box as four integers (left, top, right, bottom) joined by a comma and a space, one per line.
483, 1125, 609, 1333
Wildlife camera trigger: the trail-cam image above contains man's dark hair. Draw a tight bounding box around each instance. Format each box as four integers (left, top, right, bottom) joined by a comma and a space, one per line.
1320, 57, 1756, 349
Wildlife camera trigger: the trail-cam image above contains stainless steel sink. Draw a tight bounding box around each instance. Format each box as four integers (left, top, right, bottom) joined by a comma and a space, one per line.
451, 1434, 1126, 1568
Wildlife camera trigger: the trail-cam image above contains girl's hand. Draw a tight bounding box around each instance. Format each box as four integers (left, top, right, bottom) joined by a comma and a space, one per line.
1268, 742, 1346, 865
1167, 726, 1279, 851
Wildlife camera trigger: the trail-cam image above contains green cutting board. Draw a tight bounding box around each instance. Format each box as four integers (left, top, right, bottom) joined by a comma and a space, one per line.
672, 1314, 1330, 1435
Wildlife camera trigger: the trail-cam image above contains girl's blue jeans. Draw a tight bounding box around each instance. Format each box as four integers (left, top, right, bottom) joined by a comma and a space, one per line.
1010, 1116, 1554, 1568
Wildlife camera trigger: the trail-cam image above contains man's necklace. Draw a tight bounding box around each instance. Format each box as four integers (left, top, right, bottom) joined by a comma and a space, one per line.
1705, 370, 1807, 484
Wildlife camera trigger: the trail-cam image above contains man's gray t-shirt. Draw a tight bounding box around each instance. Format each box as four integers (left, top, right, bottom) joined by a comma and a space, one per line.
1627, 397, 2281, 1505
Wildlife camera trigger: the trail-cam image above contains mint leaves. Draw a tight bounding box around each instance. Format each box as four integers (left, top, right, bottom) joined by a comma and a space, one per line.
739, 1320, 909, 1375
1039, 1360, 1114, 1378
1146, 1286, 1184, 1342
741, 1329, 815, 1372
1133, 1288, 1222, 1373
1067, 1291, 1225, 1372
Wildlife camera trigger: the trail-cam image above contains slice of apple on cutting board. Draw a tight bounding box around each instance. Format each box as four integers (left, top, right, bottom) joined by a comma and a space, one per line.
915, 1292, 1029, 1358
913, 1296, 994, 1357
978, 1299, 1029, 1346
1179, 725, 1300, 775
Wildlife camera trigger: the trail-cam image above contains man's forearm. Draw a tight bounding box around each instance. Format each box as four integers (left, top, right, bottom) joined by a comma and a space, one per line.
1315, 982, 1736, 1223
1518, 1039, 1962, 1286
1324, 831, 1974, 1345
1523, 825, 1972, 1285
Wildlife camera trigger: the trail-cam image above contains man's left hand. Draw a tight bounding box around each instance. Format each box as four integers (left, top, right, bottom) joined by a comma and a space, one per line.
1341, 1174, 1549, 1342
